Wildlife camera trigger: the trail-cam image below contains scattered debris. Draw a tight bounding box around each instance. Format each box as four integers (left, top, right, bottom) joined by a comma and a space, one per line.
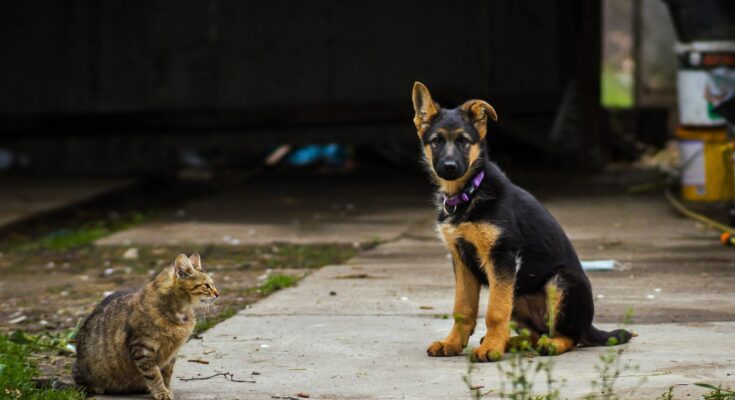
102, 266, 132, 277
265, 144, 292, 166
334, 273, 374, 279
221, 235, 241, 246
329, 291, 337, 296
419, 306, 434, 310
297, 393, 310, 398
122, 247, 139, 259
187, 359, 210, 365
251, 371, 261, 375
179, 371, 254, 383
9, 315, 27, 324
581, 260, 618, 271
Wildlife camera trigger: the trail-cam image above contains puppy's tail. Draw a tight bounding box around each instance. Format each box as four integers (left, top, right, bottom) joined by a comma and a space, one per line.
580, 325, 634, 347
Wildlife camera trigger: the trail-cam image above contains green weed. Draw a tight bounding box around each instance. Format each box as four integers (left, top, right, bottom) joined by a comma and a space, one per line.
19, 213, 146, 251
695, 383, 735, 400
192, 308, 238, 337
657, 387, 674, 400
0, 335, 84, 400
256, 274, 299, 295
7, 329, 77, 355
494, 327, 561, 400
260, 245, 356, 269
192, 274, 301, 337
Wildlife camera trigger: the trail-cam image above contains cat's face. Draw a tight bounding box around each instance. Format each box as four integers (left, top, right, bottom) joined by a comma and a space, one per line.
173, 253, 219, 305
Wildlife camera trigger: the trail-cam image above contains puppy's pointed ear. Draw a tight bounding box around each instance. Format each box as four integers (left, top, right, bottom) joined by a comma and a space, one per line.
460, 100, 498, 139
174, 253, 194, 278
189, 253, 203, 271
412, 82, 439, 137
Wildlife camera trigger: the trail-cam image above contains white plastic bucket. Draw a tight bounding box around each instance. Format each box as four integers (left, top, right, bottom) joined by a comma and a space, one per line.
676, 41, 735, 127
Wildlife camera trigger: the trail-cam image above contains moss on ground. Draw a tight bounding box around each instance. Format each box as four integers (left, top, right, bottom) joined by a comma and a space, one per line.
0, 335, 85, 399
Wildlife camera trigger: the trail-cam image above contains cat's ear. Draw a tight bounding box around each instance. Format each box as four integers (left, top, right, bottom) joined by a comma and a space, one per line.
189, 253, 203, 271
174, 253, 194, 278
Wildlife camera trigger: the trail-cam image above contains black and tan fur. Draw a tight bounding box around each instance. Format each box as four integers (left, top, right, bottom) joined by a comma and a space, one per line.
411, 82, 632, 362
73, 253, 219, 399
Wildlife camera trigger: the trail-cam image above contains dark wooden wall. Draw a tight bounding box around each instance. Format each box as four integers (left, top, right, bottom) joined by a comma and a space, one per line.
0, 0, 601, 162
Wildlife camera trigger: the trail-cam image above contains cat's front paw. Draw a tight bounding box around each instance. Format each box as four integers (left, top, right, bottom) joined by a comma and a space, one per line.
153, 388, 174, 400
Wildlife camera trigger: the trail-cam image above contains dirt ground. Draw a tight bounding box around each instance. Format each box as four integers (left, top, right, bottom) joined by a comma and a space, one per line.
0, 229, 357, 383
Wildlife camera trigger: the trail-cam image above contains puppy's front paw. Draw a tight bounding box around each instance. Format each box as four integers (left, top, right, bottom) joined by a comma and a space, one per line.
427, 339, 464, 357
153, 388, 174, 400
471, 336, 507, 362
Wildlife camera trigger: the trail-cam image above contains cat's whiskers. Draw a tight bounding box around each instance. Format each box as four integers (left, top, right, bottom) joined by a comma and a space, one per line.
195, 298, 218, 316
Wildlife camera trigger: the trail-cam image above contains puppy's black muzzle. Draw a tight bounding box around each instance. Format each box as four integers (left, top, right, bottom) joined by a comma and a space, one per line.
436, 159, 465, 180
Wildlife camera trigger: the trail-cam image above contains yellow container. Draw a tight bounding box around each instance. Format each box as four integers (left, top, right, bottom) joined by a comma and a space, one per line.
677, 126, 734, 202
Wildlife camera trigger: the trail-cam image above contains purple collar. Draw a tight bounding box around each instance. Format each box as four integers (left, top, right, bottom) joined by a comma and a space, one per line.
442, 170, 485, 212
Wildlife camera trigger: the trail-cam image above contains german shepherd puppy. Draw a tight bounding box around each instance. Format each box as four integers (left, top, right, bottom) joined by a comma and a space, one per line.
411, 82, 632, 362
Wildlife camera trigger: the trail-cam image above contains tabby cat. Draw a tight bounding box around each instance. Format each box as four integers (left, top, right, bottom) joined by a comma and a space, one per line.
73, 253, 219, 400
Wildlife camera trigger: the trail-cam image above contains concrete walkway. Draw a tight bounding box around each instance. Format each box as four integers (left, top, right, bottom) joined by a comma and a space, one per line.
98, 174, 432, 246
98, 175, 735, 399
0, 175, 134, 229
165, 239, 734, 400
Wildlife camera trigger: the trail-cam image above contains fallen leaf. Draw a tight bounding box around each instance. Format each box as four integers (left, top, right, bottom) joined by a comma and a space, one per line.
419, 306, 434, 310
297, 393, 310, 398
187, 359, 210, 365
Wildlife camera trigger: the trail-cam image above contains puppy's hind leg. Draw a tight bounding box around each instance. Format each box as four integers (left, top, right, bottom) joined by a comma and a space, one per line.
536, 271, 590, 356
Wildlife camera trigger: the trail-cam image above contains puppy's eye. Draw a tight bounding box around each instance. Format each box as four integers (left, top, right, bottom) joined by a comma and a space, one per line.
457, 137, 470, 146
430, 137, 442, 146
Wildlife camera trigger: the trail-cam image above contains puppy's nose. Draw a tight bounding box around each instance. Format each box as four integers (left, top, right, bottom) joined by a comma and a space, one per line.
442, 160, 457, 172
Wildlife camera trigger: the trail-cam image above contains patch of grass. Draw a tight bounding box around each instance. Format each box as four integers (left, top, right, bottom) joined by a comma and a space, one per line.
260, 244, 356, 269
18, 213, 147, 252
0, 335, 84, 400
193, 308, 237, 337
257, 274, 299, 295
